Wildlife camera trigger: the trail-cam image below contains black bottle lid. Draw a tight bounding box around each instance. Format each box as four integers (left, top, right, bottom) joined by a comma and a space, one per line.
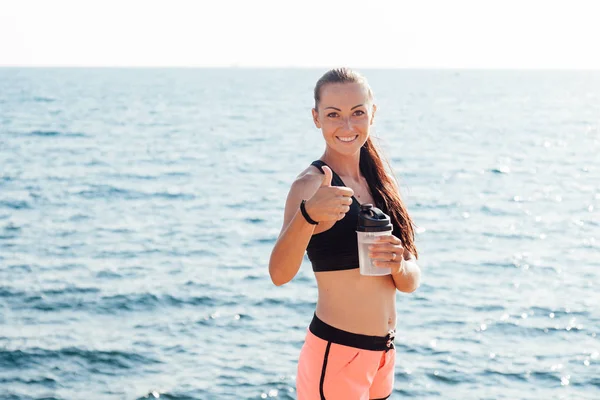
356, 204, 393, 232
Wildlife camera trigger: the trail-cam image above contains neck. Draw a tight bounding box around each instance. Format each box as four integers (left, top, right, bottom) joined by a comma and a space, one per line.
321, 148, 362, 181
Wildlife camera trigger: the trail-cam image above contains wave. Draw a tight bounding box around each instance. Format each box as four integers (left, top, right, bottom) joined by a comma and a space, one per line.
481, 231, 541, 240
32, 96, 56, 103
2, 288, 221, 313
426, 370, 467, 385
73, 185, 195, 201
491, 320, 587, 335
0, 376, 58, 388
0, 287, 25, 298
0, 347, 160, 370
482, 368, 529, 382
414, 201, 461, 210
480, 205, 515, 216
136, 392, 206, 400
0, 200, 32, 210
490, 167, 511, 174
99, 293, 218, 311
26, 130, 87, 138
41, 286, 100, 296
74, 185, 144, 200
151, 191, 195, 200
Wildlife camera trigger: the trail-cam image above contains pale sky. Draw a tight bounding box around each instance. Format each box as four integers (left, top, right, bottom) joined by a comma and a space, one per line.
1, 0, 599, 68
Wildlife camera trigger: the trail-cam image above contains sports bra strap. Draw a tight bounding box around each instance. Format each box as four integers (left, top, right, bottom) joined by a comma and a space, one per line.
310, 160, 345, 187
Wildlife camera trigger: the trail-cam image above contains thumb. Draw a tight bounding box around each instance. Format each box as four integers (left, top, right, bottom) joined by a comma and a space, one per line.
320, 166, 333, 187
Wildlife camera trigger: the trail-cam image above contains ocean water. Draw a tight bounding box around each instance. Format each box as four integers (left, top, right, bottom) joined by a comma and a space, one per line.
0, 68, 599, 400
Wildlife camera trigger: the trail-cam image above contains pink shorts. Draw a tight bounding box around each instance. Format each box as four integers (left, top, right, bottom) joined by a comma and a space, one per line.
296, 313, 396, 400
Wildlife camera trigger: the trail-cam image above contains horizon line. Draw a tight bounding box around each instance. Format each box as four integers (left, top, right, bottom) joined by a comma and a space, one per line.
1, 65, 600, 71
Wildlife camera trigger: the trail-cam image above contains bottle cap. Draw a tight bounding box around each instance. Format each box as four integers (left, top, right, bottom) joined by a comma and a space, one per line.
356, 204, 393, 232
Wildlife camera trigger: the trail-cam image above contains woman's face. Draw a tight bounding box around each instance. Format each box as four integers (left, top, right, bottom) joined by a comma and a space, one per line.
312, 82, 376, 155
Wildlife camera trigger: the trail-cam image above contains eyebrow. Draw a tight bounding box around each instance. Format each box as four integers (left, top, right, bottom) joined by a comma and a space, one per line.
324, 104, 365, 111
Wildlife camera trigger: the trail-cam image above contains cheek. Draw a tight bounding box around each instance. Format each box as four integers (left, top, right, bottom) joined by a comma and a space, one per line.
320, 120, 339, 133
355, 119, 371, 132
321, 127, 337, 141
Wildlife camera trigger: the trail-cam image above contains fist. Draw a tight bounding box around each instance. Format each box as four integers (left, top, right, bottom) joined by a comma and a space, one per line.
305, 166, 354, 222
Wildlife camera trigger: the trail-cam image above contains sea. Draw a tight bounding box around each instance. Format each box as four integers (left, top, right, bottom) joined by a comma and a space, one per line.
0, 68, 599, 400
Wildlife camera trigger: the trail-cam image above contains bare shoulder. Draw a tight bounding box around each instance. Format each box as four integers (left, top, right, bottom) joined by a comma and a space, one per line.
288, 164, 323, 200
279, 164, 324, 230
296, 164, 324, 183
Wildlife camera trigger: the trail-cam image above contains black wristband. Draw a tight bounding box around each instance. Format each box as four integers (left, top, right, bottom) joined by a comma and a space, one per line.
300, 200, 319, 225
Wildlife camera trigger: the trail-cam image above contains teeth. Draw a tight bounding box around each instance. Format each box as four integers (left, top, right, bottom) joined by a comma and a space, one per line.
338, 136, 357, 142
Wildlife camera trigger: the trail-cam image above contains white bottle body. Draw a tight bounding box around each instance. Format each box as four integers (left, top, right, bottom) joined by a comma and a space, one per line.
356, 229, 393, 276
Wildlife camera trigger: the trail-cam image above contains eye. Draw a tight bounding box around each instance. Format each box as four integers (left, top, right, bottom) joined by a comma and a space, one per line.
353, 110, 365, 116
327, 112, 339, 118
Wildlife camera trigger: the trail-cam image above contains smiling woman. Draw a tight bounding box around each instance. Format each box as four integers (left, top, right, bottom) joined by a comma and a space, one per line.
268, 68, 421, 399
315, 89, 368, 146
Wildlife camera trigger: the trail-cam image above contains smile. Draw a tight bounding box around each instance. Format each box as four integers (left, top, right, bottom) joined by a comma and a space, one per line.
337, 135, 358, 143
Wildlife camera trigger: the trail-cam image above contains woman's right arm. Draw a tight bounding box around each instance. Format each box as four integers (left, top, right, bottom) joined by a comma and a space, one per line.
268, 177, 321, 286
268, 167, 353, 286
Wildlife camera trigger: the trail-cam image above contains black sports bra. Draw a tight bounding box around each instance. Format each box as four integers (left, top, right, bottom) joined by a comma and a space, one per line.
306, 160, 362, 272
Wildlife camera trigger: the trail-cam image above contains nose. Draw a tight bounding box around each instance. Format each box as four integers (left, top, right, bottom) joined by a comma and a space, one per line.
342, 116, 353, 131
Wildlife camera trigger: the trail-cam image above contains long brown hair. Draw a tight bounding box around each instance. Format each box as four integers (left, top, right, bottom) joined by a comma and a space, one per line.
314, 68, 418, 259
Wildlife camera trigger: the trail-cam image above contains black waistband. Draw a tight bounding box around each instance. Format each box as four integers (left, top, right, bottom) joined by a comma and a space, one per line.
309, 313, 395, 351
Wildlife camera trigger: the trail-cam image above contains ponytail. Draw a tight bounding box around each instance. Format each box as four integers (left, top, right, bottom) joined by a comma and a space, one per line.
360, 137, 418, 259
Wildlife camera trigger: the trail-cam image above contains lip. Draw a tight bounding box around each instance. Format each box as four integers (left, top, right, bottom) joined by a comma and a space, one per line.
336, 135, 358, 143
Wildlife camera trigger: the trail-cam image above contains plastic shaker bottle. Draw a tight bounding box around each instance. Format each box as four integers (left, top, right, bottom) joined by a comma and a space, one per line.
356, 204, 393, 276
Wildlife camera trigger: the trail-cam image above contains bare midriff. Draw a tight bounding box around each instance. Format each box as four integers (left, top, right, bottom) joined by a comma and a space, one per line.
315, 268, 397, 336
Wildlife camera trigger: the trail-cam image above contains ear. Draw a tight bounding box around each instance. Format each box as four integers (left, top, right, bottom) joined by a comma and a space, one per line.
312, 108, 322, 129
370, 104, 377, 126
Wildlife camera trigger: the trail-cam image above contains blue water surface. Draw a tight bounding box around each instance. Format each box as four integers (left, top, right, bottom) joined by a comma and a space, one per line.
0, 68, 599, 399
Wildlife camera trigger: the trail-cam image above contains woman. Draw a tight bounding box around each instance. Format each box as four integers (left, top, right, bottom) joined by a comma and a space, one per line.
269, 68, 421, 400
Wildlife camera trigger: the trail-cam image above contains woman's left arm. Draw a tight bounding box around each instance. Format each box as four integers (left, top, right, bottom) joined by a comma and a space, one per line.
370, 172, 421, 292
369, 235, 421, 293
392, 249, 421, 293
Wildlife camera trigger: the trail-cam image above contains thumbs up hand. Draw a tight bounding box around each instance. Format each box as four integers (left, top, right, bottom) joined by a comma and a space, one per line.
320, 165, 333, 187
304, 166, 354, 223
